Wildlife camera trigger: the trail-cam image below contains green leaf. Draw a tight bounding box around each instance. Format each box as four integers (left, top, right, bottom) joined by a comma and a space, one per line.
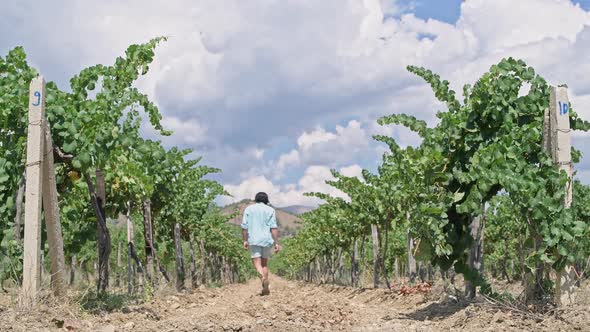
80, 152, 91, 165
63, 141, 77, 153
72, 159, 82, 169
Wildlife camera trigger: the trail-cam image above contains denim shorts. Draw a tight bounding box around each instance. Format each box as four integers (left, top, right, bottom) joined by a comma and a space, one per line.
250, 245, 272, 259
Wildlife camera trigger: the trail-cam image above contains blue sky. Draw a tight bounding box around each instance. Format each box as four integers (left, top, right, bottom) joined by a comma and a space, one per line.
401, 0, 590, 23
2, 0, 590, 207
400, 0, 463, 22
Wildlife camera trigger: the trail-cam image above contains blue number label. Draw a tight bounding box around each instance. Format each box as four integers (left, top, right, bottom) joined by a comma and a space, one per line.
32, 91, 41, 106
558, 101, 568, 115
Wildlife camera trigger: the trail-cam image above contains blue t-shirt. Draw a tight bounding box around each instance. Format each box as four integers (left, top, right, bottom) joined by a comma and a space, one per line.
241, 203, 278, 247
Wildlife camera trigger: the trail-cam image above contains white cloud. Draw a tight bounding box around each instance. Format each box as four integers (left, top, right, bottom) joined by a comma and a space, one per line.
268, 119, 385, 180
297, 120, 371, 165
379, 0, 403, 16
340, 164, 364, 178
253, 148, 265, 160
457, 0, 589, 54
273, 149, 301, 179
5, 0, 590, 201
267, 116, 425, 180
160, 116, 207, 144
189, 145, 269, 183
221, 164, 363, 207
297, 128, 338, 152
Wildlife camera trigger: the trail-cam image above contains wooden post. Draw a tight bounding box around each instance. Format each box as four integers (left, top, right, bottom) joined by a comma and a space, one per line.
21, 76, 46, 306
42, 122, 66, 296
116, 241, 122, 288
465, 214, 484, 299
126, 203, 134, 294
394, 257, 399, 282
406, 212, 417, 283
174, 223, 185, 291
94, 169, 111, 293
549, 86, 577, 306
199, 239, 207, 286
370, 224, 380, 288
549, 86, 573, 207
70, 256, 76, 286
126, 201, 144, 294
337, 248, 344, 280
189, 235, 199, 289
142, 200, 155, 284
351, 239, 358, 287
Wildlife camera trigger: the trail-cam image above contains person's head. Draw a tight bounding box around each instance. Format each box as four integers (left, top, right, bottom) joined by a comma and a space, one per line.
254, 192, 269, 205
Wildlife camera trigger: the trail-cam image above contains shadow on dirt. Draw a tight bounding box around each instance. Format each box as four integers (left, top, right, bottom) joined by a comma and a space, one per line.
78, 291, 139, 314
401, 300, 469, 321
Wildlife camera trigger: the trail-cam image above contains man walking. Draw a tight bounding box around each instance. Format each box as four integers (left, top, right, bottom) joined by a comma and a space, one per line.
241, 192, 280, 295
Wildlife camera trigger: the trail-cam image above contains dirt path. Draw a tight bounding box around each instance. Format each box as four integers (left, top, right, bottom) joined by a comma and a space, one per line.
1, 276, 589, 331
108, 276, 378, 331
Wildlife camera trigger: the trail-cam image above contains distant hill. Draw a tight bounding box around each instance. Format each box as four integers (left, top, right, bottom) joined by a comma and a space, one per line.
280, 205, 315, 215
221, 199, 302, 236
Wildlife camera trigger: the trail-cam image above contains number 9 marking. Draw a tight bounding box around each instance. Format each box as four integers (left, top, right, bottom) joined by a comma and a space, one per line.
32, 91, 41, 106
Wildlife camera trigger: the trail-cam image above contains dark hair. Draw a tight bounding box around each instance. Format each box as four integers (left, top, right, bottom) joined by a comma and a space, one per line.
255, 192, 269, 204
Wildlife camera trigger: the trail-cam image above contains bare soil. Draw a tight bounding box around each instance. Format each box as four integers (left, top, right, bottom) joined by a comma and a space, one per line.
0, 276, 589, 331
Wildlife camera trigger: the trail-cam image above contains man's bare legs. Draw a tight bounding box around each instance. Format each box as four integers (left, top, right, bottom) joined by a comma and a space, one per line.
260, 257, 270, 295
261, 258, 269, 280
252, 257, 264, 279
251, 257, 269, 279
252, 257, 270, 295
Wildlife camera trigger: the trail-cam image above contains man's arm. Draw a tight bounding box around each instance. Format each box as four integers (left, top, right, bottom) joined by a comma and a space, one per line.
241, 209, 249, 250
271, 228, 280, 253
269, 209, 280, 252
242, 229, 249, 250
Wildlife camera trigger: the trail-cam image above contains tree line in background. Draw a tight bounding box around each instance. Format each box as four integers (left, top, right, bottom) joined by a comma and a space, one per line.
0, 38, 255, 298
271, 58, 590, 307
